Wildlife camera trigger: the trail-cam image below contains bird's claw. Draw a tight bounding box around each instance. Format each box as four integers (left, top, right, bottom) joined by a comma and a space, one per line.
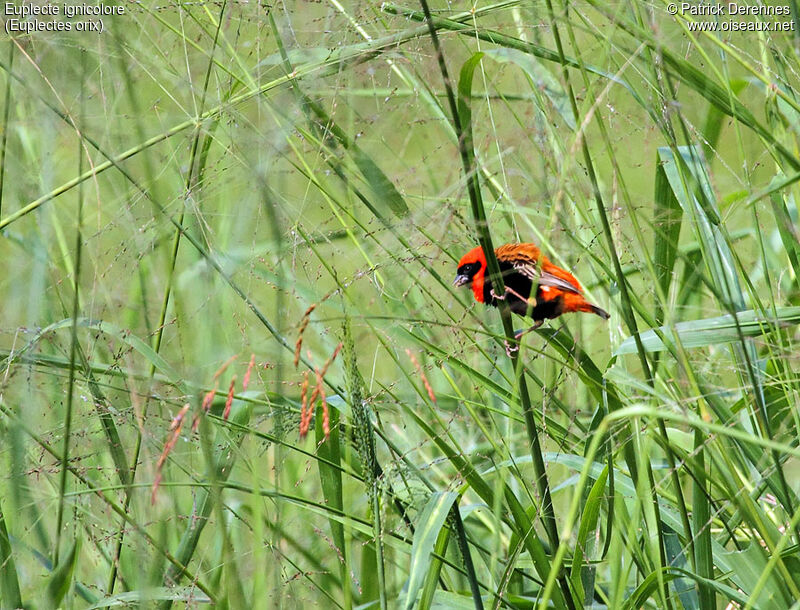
504, 339, 520, 357
490, 288, 506, 301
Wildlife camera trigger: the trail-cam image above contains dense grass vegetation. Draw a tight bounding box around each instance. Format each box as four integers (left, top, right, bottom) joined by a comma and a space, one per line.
2, 1, 800, 608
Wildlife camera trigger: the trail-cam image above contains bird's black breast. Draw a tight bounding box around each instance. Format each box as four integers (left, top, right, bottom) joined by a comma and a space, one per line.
482, 262, 563, 320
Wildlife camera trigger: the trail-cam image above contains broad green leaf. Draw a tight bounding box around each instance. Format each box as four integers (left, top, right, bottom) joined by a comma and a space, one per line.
418, 523, 450, 610
429, 590, 483, 609
569, 465, 607, 607
47, 536, 81, 607
398, 403, 555, 602
701, 79, 748, 161
615, 307, 800, 354
769, 183, 800, 283
658, 146, 746, 312
621, 567, 750, 610
717, 544, 794, 609
403, 492, 458, 610
692, 430, 713, 610
653, 154, 683, 324
663, 526, 699, 610
457, 52, 485, 187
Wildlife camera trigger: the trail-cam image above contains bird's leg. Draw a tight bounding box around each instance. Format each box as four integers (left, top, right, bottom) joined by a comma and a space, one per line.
491, 285, 530, 302
505, 316, 542, 357
514, 319, 543, 340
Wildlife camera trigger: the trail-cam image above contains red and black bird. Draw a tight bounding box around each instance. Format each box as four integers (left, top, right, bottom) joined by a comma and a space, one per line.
454, 243, 609, 330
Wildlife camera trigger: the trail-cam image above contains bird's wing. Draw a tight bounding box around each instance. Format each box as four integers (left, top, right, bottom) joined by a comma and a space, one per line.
511, 260, 581, 295
540, 271, 582, 295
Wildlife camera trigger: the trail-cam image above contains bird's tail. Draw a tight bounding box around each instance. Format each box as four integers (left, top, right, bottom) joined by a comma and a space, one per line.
562, 293, 611, 320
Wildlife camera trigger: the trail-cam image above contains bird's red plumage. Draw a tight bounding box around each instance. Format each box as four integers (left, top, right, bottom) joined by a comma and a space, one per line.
455, 243, 609, 321
457, 246, 489, 304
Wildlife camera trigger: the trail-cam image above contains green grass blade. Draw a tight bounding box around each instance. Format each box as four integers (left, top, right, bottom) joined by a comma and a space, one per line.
403, 491, 458, 610
569, 465, 607, 608
418, 522, 450, 610
769, 183, 800, 283
47, 535, 81, 608
316, 407, 351, 609
653, 156, 683, 325
615, 307, 800, 354
159, 400, 252, 609
0, 503, 22, 610
692, 429, 713, 610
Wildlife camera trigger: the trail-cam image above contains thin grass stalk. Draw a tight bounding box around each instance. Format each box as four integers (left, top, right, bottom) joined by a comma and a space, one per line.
54, 50, 87, 567
744, 499, 800, 610
0, 402, 216, 600
417, 3, 574, 609
379, 349, 490, 606
0, 502, 22, 608
255, 18, 293, 607
7, 98, 359, 599
342, 320, 387, 610
266, 18, 509, 603
542, 1, 677, 607
450, 503, 484, 609
716, 41, 800, 549
567, 0, 698, 580
0, 26, 421, 231
610, 53, 708, 579
0, 41, 12, 219
292, 238, 419, 533
106, 3, 228, 593
691, 429, 714, 609
663, 57, 800, 548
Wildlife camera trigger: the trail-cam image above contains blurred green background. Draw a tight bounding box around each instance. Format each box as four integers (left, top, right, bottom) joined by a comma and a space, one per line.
2, 1, 800, 608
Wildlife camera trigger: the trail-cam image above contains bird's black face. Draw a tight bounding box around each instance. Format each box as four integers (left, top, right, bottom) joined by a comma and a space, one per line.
453, 261, 481, 287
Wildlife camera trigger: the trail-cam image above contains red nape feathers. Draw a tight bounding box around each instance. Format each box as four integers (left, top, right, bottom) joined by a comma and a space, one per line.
454, 243, 609, 324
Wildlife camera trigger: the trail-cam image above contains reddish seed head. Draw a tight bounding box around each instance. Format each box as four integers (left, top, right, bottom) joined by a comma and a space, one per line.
243, 353, 255, 391
223, 376, 236, 420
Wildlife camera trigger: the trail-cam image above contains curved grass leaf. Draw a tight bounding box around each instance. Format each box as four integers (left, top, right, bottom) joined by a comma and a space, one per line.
769, 180, 800, 283
621, 567, 750, 610
569, 465, 607, 607
403, 491, 458, 610
47, 535, 81, 608
615, 307, 800, 355
418, 523, 450, 610
717, 544, 795, 610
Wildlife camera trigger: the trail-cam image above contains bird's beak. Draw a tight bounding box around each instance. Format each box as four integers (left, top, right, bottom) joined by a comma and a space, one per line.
453, 274, 470, 288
